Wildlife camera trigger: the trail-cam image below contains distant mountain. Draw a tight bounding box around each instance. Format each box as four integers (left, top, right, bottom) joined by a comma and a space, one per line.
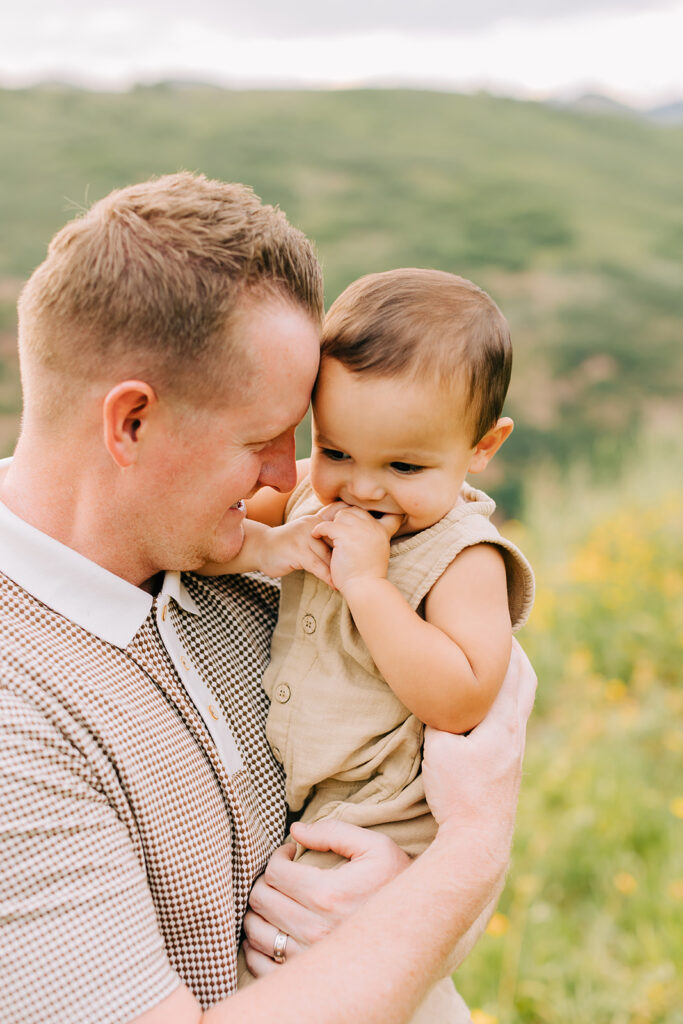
563, 92, 639, 119
550, 91, 683, 125
647, 100, 683, 124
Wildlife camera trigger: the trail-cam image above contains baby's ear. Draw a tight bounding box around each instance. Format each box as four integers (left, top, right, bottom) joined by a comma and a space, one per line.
468, 418, 514, 474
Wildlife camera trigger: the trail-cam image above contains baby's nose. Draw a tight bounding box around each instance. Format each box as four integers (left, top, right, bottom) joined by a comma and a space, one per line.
350, 471, 385, 501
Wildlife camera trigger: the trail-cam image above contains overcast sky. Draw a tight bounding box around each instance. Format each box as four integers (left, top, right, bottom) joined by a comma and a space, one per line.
3, 0, 682, 105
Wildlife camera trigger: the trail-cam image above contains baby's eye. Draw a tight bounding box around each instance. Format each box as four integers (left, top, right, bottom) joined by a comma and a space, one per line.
391, 462, 424, 475
321, 448, 349, 462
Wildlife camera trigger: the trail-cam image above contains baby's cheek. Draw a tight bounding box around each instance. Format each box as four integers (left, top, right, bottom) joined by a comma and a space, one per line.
310, 470, 338, 506
402, 488, 424, 514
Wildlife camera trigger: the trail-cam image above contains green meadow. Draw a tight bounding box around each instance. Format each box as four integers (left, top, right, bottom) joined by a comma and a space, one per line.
0, 84, 681, 1022
458, 457, 683, 1024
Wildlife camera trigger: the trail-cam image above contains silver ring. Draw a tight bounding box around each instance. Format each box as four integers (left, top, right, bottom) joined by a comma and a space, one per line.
273, 929, 289, 964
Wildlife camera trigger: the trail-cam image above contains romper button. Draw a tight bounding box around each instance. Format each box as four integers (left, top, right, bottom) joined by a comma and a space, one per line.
275, 683, 291, 704
302, 613, 316, 634
272, 746, 283, 763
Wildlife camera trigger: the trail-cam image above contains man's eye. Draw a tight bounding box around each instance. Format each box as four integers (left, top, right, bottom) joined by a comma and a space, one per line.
321, 448, 349, 462
391, 462, 424, 474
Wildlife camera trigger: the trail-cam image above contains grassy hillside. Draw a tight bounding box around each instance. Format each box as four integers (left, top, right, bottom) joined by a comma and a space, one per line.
1, 84, 682, 509
2, 85, 683, 282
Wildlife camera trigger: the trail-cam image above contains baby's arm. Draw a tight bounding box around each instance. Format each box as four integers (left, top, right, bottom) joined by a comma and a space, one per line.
313, 508, 511, 734
200, 517, 333, 585
245, 458, 311, 527
201, 459, 335, 584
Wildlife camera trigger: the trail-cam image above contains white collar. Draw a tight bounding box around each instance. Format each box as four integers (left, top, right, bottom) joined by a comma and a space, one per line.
0, 458, 199, 649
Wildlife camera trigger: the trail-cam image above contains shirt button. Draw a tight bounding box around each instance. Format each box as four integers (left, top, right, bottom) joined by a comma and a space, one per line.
272, 746, 283, 763
275, 683, 291, 704
302, 613, 317, 634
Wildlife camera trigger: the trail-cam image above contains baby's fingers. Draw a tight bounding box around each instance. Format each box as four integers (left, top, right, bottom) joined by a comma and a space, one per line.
309, 535, 332, 562
307, 555, 333, 588
374, 512, 405, 538
316, 501, 350, 522
311, 519, 336, 542
305, 537, 334, 587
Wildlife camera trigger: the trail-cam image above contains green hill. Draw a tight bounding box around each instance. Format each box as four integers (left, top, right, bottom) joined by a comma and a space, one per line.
1, 85, 681, 510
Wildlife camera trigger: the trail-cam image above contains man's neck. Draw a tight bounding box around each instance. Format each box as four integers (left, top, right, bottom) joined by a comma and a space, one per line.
0, 442, 156, 590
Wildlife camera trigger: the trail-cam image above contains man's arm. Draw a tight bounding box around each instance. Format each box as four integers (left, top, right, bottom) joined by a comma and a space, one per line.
132, 642, 536, 1024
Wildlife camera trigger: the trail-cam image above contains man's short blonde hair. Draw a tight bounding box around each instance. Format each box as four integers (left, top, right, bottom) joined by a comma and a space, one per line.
18, 172, 323, 413
321, 268, 512, 444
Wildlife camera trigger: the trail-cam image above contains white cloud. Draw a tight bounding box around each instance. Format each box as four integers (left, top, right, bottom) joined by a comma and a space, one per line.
9, 0, 678, 37
2, 1, 682, 105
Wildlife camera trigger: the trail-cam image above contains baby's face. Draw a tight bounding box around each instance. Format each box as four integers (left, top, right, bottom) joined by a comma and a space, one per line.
310, 358, 477, 537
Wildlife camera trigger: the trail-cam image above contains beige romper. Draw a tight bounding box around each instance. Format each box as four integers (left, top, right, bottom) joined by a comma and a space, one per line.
254, 478, 534, 1019
263, 478, 534, 849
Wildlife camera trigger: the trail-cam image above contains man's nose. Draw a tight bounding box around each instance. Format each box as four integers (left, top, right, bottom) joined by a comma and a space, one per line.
257, 430, 297, 493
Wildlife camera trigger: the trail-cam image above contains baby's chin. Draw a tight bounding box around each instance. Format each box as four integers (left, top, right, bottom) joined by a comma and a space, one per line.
393, 518, 417, 538
393, 511, 449, 538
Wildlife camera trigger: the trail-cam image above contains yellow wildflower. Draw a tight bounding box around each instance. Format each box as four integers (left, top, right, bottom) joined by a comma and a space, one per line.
613, 872, 638, 894
669, 798, 683, 819
662, 731, 682, 752
668, 879, 683, 900
568, 648, 593, 676
486, 912, 510, 937
604, 679, 627, 701
471, 1012, 499, 1024
515, 874, 539, 895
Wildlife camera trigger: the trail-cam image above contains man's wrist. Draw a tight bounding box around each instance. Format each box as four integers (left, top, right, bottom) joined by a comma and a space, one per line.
425, 824, 509, 914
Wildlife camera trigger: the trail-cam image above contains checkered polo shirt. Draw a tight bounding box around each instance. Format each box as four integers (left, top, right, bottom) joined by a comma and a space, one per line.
0, 497, 286, 1023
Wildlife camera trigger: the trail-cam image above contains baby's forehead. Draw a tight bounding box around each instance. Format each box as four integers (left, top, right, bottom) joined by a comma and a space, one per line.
315, 354, 470, 400
316, 356, 472, 413
313, 364, 475, 452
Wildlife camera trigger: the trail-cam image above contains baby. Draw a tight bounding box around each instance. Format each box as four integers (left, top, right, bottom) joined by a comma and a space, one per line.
207, 268, 534, 1021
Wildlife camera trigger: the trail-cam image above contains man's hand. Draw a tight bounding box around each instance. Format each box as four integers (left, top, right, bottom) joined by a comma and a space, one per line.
242, 821, 409, 977
312, 507, 403, 592
423, 639, 537, 858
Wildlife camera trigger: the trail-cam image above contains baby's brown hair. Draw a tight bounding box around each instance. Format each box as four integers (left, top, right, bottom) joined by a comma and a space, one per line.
321, 268, 512, 445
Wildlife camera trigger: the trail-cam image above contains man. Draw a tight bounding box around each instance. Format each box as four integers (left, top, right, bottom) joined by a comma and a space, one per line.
0, 172, 536, 1024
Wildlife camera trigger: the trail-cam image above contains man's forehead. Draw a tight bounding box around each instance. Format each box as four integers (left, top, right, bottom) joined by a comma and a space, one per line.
210, 296, 320, 407
241, 377, 312, 439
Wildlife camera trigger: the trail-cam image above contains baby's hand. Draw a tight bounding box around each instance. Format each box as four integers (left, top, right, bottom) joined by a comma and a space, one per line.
311, 506, 404, 593
259, 509, 339, 585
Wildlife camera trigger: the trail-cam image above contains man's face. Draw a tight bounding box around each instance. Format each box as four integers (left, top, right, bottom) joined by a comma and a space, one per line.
140, 297, 320, 574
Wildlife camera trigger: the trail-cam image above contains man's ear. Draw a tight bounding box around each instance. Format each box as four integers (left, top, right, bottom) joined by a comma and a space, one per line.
468, 417, 514, 474
102, 380, 158, 468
